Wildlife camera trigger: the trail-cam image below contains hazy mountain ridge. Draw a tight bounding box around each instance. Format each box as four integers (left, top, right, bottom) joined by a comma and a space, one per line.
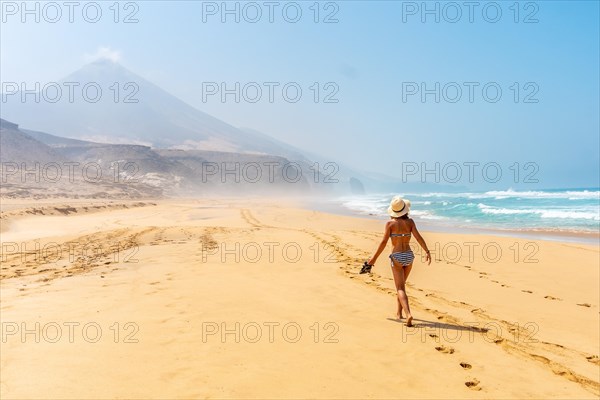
0, 60, 369, 197
0, 119, 164, 199
0, 118, 343, 198
22, 127, 103, 148
1, 60, 322, 159
0, 119, 65, 165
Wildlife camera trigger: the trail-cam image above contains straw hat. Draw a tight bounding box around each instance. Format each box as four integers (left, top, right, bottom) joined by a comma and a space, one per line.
387, 196, 411, 218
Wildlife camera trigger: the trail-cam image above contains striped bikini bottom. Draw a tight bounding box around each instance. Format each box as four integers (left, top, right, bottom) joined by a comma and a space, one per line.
389, 251, 415, 267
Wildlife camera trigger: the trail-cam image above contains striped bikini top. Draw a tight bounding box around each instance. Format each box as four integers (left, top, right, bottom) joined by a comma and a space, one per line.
390, 232, 411, 238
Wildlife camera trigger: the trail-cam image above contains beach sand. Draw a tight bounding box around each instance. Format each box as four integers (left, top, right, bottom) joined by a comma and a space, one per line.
1, 198, 598, 399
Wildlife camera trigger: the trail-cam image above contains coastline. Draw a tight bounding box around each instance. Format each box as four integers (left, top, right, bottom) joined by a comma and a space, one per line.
305, 197, 600, 245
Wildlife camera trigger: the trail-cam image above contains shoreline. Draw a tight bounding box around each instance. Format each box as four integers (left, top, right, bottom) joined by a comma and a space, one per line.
1, 195, 597, 245
305, 198, 600, 245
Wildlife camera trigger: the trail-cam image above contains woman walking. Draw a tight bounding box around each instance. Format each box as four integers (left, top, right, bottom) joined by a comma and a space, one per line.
362, 196, 431, 326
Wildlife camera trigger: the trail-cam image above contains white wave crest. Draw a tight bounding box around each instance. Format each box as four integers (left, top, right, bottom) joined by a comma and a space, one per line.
478, 204, 600, 221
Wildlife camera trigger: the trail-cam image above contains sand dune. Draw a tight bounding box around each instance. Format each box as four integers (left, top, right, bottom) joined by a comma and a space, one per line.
1, 199, 598, 399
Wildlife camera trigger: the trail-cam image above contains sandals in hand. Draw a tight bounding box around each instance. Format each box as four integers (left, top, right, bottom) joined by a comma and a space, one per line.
359, 261, 373, 274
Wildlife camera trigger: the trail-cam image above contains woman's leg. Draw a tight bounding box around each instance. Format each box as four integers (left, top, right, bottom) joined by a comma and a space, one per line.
391, 259, 413, 326
404, 263, 413, 281
391, 259, 403, 319
396, 263, 414, 318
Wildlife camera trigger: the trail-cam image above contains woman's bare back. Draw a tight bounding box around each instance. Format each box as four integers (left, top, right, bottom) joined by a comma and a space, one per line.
389, 218, 413, 252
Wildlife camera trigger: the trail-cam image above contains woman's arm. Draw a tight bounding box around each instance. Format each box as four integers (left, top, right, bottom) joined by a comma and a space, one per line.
411, 220, 431, 265
367, 222, 391, 265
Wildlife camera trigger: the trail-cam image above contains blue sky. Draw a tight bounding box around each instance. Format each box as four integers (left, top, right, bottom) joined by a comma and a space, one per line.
1, 0, 599, 189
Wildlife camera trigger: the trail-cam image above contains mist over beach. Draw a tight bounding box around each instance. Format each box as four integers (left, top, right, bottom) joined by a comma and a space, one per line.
1, 1, 599, 399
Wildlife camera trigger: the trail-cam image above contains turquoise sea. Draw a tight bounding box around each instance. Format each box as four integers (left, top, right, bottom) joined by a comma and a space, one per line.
336, 188, 600, 235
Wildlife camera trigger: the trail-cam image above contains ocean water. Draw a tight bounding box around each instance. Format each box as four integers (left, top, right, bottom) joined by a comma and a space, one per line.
337, 189, 600, 234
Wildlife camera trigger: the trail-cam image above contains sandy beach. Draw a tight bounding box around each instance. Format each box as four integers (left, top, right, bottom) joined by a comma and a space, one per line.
1, 198, 598, 399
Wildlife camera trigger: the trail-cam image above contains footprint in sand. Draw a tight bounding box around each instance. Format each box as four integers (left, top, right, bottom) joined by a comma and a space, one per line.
577, 303, 591, 307
544, 295, 562, 301
435, 345, 455, 354
522, 290, 533, 293
465, 379, 481, 391
586, 355, 600, 365
460, 362, 472, 369
428, 334, 438, 339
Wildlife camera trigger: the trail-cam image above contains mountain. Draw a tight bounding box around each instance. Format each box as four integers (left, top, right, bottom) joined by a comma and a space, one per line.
0, 119, 164, 198
0, 59, 372, 195
0, 59, 316, 159
0, 119, 65, 164
1, 58, 469, 196
1, 118, 336, 198
22, 127, 100, 148
155, 149, 316, 194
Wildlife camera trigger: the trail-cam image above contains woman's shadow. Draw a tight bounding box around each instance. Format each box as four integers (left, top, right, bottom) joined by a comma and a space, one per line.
386, 317, 489, 333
